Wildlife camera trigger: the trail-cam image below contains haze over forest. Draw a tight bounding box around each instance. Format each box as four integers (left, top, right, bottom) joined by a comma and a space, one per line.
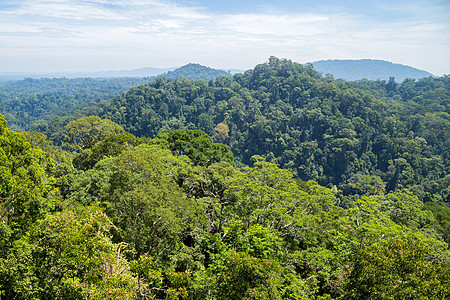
0, 59, 435, 82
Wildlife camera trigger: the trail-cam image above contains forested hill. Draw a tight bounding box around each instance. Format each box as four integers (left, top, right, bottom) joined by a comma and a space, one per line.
0, 77, 153, 131
0, 64, 229, 131
0, 63, 229, 81
77, 56, 447, 204
311, 59, 434, 81
161, 63, 230, 80
1, 57, 450, 299
2, 57, 449, 204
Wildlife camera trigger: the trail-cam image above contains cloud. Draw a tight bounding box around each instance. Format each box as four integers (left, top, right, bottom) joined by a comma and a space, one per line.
3, 0, 126, 20
220, 14, 331, 36
0, 0, 449, 74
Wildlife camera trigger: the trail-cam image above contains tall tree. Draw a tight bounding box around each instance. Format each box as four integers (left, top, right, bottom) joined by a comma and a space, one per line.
0, 114, 55, 243
65, 116, 124, 151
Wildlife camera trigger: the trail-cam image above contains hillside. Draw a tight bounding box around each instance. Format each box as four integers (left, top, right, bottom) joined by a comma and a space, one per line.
161, 63, 230, 80
0, 77, 153, 131
0, 64, 231, 131
311, 59, 434, 81
24, 57, 449, 205
2, 57, 449, 204
1, 57, 449, 299
0, 63, 229, 81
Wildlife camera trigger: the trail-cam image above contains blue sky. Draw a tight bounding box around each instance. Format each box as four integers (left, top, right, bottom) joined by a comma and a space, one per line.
1, 0, 449, 75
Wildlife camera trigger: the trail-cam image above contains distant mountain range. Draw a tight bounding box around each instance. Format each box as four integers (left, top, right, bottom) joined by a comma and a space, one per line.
85, 67, 176, 78
0, 67, 175, 81
310, 59, 434, 82
0, 64, 241, 81
0, 59, 435, 82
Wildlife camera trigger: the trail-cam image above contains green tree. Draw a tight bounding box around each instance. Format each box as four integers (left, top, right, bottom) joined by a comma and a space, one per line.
152, 129, 234, 166
178, 161, 238, 236
24, 131, 77, 200
346, 233, 449, 299
72, 132, 148, 170
102, 146, 198, 258
197, 250, 284, 300
0, 204, 138, 299
0, 114, 55, 242
225, 158, 306, 232
381, 189, 436, 232
343, 174, 386, 196
65, 116, 124, 151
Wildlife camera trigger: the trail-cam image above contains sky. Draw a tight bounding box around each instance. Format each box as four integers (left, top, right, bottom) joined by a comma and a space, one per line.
0, 0, 449, 75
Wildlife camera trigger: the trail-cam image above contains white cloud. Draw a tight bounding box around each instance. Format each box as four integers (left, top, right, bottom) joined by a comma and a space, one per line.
220, 14, 331, 36
0, 0, 449, 74
5, 0, 127, 20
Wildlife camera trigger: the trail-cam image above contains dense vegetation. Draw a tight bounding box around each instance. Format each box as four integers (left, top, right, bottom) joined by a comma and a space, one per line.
1, 57, 449, 299
311, 59, 434, 81
0, 64, 232, 132
162, 63, 229, 81
1, 113, 449, 299
21, 57, 447, 204
0, 77, 152, 131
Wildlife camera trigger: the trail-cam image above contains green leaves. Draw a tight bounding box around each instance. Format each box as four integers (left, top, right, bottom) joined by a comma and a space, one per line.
225, 159, 303, 231
0, 114, 54, 238
65, 116, 124, 151
201, 250, 284, 300
72, 132, 148, 170
102, 148, 198, 257
152, 129, 234, 166
0, 204, 138, 299
346, 233, 450, 299
2, 107, 450, 299
381, 189, 435, 231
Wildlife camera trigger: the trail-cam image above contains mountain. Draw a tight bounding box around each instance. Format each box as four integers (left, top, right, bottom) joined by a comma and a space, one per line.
0, 72, 74, 81
53, 56, 445, 204
0, 67, 174, 81
1, 57, 449, 300
161, 63, 230, 80
84, 67, 175, 78
0, 64, 231, 81
311, 59, 434, 82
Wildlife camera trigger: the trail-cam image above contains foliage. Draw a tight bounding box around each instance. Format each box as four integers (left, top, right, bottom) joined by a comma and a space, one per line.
423, 201, 450, 244
65, 116, 125, 151
345, 233, 449, 299
72, 132, 148, 170
151, 129, 234, 166
162, 63, 229, 81
102, 147, 198, 258
198, 250, 285, 300
0, 77, 152, 131
0, 115, 55, 241
0, 204, 138, 299
0, 56, 449, 299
